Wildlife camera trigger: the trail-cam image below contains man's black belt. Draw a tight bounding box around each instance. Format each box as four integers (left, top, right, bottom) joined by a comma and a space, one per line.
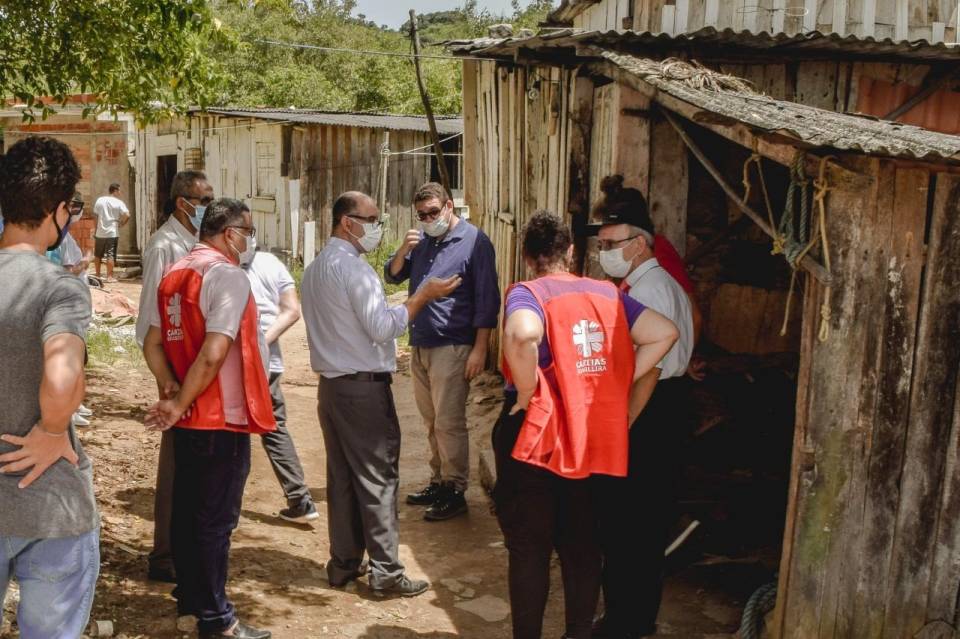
338, 372, 392, 383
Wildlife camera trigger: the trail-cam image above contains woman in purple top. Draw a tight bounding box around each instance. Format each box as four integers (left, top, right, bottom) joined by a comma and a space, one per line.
494, 211, 678, 639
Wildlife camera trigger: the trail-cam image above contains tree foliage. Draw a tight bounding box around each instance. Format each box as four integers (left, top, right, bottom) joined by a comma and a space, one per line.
0, 0, 554, 121
213, 0, 554, 115
0, 0, 231, 122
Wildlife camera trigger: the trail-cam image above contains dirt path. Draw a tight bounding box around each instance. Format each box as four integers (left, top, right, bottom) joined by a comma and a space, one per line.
70, 281, 738, 639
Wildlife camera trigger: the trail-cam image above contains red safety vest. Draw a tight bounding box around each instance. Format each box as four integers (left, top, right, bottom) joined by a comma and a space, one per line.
158, 244, 276, 435
503, 273, 635, 479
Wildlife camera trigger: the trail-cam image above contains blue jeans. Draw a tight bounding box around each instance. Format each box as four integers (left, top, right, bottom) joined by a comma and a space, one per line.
0, 529, 100, 639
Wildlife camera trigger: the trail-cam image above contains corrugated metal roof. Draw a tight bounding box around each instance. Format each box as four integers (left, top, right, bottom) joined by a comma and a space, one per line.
190, 107, 463, 135
447, 27, 960, 63
601, 51, 960, 162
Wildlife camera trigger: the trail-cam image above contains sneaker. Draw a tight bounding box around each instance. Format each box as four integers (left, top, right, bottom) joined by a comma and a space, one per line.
200, 620, 271, 638
406, 482, 442, 506
424, 484, 468, 521
72, 413, 91, 427
279, 499, 320, 524
77, 404, 93, 417
373, 574, 429, 598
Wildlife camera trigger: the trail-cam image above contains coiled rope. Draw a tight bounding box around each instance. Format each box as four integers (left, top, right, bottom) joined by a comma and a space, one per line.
739, 581, 778, 639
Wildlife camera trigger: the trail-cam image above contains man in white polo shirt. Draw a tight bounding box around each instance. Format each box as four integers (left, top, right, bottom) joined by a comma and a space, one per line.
92, 182, 130, 282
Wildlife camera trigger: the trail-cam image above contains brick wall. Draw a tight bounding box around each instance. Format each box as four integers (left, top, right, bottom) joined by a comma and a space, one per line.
70, 215, 96, 255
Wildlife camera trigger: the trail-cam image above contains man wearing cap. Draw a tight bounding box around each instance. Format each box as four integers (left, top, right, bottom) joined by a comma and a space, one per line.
592, 183, 694, 638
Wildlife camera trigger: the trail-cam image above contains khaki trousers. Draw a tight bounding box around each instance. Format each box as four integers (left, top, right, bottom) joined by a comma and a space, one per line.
410, 344, 471, 492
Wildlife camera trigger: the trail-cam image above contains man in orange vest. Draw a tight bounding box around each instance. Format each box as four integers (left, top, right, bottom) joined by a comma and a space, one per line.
143, 198, 275, 639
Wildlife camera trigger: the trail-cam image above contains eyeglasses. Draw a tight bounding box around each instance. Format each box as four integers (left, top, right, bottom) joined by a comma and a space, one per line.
598, 235, 640, 251
227, 225, 257, 238
186, 195, 215, 206
415, 206, 445, 222
347, 214, 389, 229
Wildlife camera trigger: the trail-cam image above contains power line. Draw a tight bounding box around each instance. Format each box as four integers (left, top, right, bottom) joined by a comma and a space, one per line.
251, 38, 501, 62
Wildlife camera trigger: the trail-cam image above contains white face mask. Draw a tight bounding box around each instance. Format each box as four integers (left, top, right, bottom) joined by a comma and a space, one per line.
347, 217, 383, 253
239, 235, 257, 267
599, 246, 633, 278
227, 228, 256, 265
421, 206, 450, 238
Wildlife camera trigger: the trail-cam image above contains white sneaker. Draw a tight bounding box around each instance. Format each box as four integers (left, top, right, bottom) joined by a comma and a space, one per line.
73, 413, 91, 427
77, 404, 93, 417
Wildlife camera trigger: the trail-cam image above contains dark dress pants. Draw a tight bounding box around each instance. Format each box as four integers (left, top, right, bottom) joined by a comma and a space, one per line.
594, 376, 690, 636
171, 428, 251, 634
261, 371, 311, 508
492, 393, 602, 639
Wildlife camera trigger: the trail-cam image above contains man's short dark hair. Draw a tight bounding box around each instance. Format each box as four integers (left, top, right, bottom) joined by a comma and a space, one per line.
413, 182, 450, 205
331, 191, 372, 233
109, 182, 121, 193
170, 170, 208, 201
199, 198, 249, 240
0, 136, 81, 229
522, 210, 572, 272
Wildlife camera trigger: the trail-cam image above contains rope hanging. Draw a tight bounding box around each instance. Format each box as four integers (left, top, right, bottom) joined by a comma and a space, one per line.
779, 155, 835, 341
740, 150, 834, 342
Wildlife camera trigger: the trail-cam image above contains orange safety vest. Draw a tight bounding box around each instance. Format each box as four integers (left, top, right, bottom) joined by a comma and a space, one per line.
503, 273, 635, 479
158, 244, 276, 435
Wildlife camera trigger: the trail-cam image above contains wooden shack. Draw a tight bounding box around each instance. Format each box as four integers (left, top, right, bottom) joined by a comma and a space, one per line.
135, 109, 462, 259
450, 10, 960, 637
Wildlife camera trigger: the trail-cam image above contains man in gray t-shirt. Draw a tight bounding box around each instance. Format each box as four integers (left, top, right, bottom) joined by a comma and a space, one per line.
0, 137, 99, 638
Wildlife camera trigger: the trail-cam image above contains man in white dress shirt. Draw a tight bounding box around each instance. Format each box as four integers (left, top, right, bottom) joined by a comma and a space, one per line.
593, 187, 694, 638
137, 170, 213, 583
301, 191, 459, 597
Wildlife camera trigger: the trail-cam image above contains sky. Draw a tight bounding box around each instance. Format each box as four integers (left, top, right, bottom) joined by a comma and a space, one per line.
353, 0, 517, 29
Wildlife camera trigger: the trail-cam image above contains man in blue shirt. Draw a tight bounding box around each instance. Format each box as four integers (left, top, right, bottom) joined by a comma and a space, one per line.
386, 182, 500, 521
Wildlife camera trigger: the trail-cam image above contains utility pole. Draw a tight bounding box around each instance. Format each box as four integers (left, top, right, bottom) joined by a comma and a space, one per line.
409, 9, 452, 197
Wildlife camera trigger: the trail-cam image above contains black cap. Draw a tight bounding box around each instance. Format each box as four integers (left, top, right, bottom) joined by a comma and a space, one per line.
597, 206, 654, 235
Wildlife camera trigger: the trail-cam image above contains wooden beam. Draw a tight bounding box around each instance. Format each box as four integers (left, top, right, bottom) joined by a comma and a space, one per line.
884, 68, 960, 121
661, 108, 833, 283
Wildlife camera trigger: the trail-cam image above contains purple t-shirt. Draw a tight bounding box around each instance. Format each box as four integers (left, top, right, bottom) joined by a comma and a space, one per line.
504, 282, 647, 371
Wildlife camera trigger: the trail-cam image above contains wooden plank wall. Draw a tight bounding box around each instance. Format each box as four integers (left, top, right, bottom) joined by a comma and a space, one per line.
295, 124, 434, 250
574, 0, 957, 41
461, 59, 577, 358
774, 162, 960, 637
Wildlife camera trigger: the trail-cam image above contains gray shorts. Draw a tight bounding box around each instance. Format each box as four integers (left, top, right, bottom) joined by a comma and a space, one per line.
94, 236, 118, 261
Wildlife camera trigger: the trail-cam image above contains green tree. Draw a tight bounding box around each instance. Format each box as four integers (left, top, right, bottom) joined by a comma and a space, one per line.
0, 0, 230, 122
211, 0, 552, 115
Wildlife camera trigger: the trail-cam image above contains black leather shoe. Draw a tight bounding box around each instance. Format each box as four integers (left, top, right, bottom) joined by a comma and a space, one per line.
424, 485, 467, 521
406, 482, 442, 506
327, 559, 369, 588
199, 621, 271, 638
591, 615, 655, 638
147, 564, 176, 583
373, 575, 430, 597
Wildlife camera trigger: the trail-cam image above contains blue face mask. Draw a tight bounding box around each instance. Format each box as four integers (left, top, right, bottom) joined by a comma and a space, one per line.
185, 200, 206, 233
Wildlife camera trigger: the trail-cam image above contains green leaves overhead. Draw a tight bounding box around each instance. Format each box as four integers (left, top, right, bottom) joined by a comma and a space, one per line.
0, 0, 554, 122
0, 0, 232, 122
212, 0, 554, 115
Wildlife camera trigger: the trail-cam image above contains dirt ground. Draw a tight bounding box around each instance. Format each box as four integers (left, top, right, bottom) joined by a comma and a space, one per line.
25, 280, 750, 639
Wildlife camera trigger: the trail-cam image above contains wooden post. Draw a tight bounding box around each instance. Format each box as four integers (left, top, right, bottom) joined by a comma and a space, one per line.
377, 131, 390, 215
409, 10, 451, 196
